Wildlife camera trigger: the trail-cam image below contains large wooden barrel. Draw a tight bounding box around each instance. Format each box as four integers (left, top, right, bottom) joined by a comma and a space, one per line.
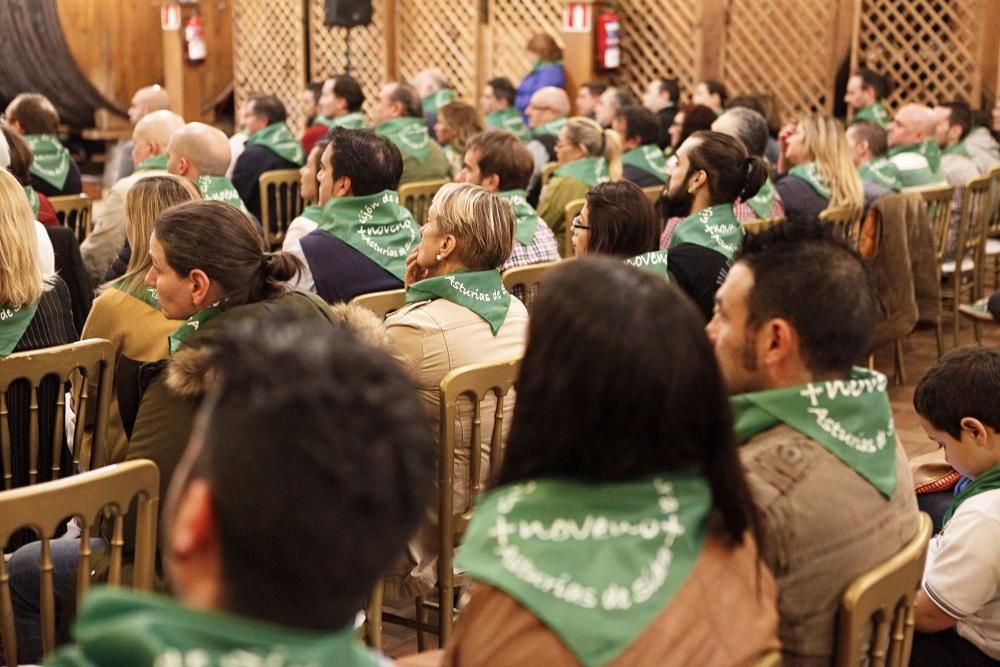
0, 0, 233, 128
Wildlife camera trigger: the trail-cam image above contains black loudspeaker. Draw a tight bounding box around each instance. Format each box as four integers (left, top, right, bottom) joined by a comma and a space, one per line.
324, 0, 373, 27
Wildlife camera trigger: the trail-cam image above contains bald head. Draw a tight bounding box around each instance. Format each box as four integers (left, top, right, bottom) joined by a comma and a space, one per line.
166, 122, 232, 179
526, 86, 570, 128
129, 85, 171, 125
888, 104, 935, 148
130, 110, 184, 170
411, 69, 448, 98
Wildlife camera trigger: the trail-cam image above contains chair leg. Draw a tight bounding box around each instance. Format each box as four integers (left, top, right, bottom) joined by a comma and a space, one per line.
974, 319, 982, 344
893, 338, 906, 386
935, 321, 945, 357
866, 353, 875, 370
415, 596, 427, 651
365, 581, 384, 651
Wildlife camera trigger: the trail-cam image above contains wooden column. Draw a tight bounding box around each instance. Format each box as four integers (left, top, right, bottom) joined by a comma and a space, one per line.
162, 1, 204, 122
977, 0, 1000, 107
384, 0, 398, 82
696, 0, 726, 83
562, 0, 597, 114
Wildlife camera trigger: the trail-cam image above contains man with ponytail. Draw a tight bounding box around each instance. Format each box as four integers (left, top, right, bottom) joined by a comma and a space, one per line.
657, 130, 767, 320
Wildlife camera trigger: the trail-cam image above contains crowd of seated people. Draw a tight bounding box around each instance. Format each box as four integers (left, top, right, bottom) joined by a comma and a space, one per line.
2, 40, 1000, 667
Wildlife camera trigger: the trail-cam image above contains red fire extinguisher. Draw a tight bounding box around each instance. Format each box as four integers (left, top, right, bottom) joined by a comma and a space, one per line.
595, 9, 621, 70
184, 10, 207, 64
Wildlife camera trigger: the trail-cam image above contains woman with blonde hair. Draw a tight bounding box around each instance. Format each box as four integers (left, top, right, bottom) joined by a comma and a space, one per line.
537, 117, 623, 253
383, 182, 529, 601
776, 113, 864, 223
435, 101, 484, 177
78, 174, 202, 463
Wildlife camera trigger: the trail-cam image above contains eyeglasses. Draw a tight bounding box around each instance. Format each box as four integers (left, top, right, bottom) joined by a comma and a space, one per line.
571, 216, 590, 232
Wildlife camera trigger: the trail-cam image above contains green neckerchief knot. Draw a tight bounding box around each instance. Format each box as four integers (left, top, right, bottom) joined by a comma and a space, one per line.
135, 154, 168, 172
532, 116, 566, 139
299, 204, 322, 223
456, 474, 711, 667
193, 175, 249, 213
46, 588, 380, 667
746, 177, 776, 219
942, 141, 973, 160
730, 367, 898, 497
246, 122, 305, 166
670, 203, 744, 259
485, 107, 530, 142
406, 269, 511, 335
888, 139, 943, 175
113, 279, 160, 311
376, 117, 432, 163
499, 189, 541, 246
168, 304, 222, 355
625, 250, 669, 279
788, 162, 832, 199
553, 156, 609, 188
315, 111, 367, 130
943, 465, 1000, 527
622, 145, 667, 181
319, 190, 420, 280
23, 185, 40, 217
530, 59, 562, 72
25, 134, 72, 190
859, 156, 903, 191
853, 102, 892, 129
422, 89, 455, 115
0, 302, 39, 357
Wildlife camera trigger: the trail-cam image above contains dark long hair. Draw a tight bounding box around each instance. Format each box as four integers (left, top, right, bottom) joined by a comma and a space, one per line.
154, 200, 302, 308
497, 257, 760, 547
585, 181, 659, 257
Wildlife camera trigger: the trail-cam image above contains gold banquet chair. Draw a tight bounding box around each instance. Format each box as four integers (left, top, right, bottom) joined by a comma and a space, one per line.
258, 169, 304, 249
562, 198, 586, 259
399, 179, 449, 226
820, 204, 864, 248
0, 459, 160, 665
349, 288, 407, 320
916, 184, 954, 267
942, 174, 992, 346
642, 185, 663, 203
541, 161, 559, 187
834, 513, 932, 667
742, 217, 786, 236
48, 194, 93, 245
979, 165, 1000, 289
501, 260, 561, 312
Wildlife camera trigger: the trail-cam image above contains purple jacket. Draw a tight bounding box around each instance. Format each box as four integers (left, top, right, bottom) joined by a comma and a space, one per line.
516, 63, 566, 117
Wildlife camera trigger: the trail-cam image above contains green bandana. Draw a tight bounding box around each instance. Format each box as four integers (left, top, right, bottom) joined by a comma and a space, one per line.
532, 116, 566, 139
499, 189, 541, 246
113, 279, 160, 311
46, 588, 380, 667
421, 89, 455, 115
670, 203, 744, 259
456, 475, 711, 667
246, 122, 305, 166
625, 250, 669, 279
406, 269, 511, 335
315, 111, 367, 130
135, 154, 168, 172
168, 304, 222, 354
746, 177, 776, 219
530, 59, 562, 72
859, 156, 903, 191
25, 134, 72, 190
887, 140, 944, 188
0, 302, 39, 357
23, 185, 40, 217
376, 117, 432, 163
853, 102, 892, 129
553, 156, 609, 188
300, 204, 322, 223
193, 175, 249, 213
485, 107, 530, 142
622, 145, 667, 181
943, 465, 1000, 527
942, 142, 973, 160
318, 190, 420, 280
788, 162, 832, 199
731, 367, 897, 497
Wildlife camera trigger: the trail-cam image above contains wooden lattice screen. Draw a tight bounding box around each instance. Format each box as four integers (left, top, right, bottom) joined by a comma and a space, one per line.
396, 0, 478, 100
853, 0, 987, 110
232, 1, 307, 134
308, 0, 387, 117
723, 0, 838, 118
612, 0, 700, 105
487, 0, 563, 92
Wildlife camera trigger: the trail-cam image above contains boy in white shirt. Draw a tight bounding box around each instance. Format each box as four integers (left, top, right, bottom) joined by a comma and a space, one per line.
911, 345, 1000, 666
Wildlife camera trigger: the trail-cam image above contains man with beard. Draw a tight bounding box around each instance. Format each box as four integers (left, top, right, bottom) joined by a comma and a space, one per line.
658, 131, 768, 320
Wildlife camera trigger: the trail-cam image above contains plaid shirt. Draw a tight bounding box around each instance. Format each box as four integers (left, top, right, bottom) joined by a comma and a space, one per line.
661, 192, 786, 249
503, 221, 560, 303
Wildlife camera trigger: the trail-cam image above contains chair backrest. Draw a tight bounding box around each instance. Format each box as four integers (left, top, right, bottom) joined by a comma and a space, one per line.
820, 204, 863, 247
399, 179, 448, 226
0, 339, 114, 491
642, 185, 662, 203
834, 513, 932, 667
349, 288, 407, 319
541, 161, 559, 187
258, 169, 304, 250
916, 185, 955, 263
742, 217, 785, 235
48, 194, 93, 245
957, 174, 994, 289
562, 198, 586, 258
438, 358, 520, 637
501, 260, 561, 311
986, 164, 1000, 238
0, 459, 159, 664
